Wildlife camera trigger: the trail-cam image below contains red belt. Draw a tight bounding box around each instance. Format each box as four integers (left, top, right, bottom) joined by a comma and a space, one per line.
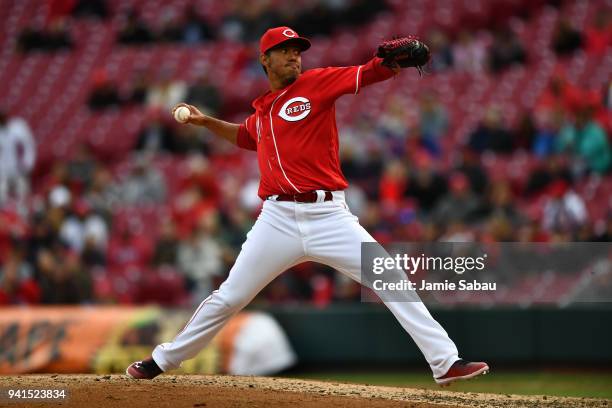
267, 191, 333, 203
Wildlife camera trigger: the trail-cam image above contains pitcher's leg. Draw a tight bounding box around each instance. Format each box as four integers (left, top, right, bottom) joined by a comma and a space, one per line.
306, 205, 458, 378
152, 215, 305, 371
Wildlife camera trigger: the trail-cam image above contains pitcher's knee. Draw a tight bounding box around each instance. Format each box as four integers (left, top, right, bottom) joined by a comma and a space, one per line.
211, 291, 250, 314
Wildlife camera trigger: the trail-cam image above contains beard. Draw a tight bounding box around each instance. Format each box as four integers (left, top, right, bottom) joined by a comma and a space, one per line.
279, 63, 300, 85
281, 74, 298, 87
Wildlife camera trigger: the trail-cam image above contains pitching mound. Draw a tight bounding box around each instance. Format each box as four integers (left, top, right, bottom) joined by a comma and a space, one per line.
0, 375, 608, 408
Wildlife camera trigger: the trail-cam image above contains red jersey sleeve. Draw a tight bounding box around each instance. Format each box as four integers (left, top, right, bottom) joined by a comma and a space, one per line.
236, 114, 257, 151
312, 57, 395, 101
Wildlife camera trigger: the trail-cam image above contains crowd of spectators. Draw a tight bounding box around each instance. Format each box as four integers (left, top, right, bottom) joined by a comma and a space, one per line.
17, 18, 73, 53
17, 0, 387, 53
2, 0, 611, 307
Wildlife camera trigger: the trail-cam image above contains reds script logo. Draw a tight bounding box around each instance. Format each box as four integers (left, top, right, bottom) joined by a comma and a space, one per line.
278, 97, 311, 122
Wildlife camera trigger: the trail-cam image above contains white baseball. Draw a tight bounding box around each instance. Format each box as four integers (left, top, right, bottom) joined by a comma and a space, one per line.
174, 106, 191, 123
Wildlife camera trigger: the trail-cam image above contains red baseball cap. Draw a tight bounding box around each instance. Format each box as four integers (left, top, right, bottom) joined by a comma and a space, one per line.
259, 26, 311, 54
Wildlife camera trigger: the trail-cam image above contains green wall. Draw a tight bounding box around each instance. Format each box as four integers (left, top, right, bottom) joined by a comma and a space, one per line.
264, 305, 612, 365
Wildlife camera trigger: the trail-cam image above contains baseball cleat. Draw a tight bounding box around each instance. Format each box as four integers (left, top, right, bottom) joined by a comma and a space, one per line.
435, 359, 489, 385
125, 357, 163, 379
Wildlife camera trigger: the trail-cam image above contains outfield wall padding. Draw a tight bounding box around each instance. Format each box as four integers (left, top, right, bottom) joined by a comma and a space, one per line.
265, 305, 612, 364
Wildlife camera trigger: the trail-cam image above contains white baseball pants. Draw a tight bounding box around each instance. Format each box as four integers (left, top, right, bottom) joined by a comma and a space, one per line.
152, 191, 459, 378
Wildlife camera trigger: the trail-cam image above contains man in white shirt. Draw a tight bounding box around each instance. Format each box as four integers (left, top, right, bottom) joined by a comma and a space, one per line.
0, 112, 36, 206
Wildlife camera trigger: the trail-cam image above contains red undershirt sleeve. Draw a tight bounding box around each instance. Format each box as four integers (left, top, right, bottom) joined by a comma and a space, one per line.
313, 57, 396, 101
236, 114, 257, 151
359, 57, 396, 89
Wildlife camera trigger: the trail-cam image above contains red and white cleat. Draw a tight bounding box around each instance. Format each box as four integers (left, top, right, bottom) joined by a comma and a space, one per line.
435, 359, 489, 385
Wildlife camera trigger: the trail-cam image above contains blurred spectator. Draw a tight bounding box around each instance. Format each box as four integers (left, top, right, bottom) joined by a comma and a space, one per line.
488, 26, 526, 73
49, 0, 77, 20
0, 246, 40, 305
333, 272, 361, 302
218, 2, 247, 42
72, 0, 108, 19
107, 222, 152, 268
25, 213, 56, 273
88, 69, 121, 110
17, 18, 73, 53
81, 235, 106, 267
134, 107, 177, 154
552, 18, 583, 56
405, 152, 448, 215
290, 0, 386, 37
172, 184, 215, 238
39, 163, 70, 199
172, 125, 211, 156
153, 218, 179, 267
426, 30, 454, 72
340, 115, 385, 194
67, 143, 98, 191
536, 74, 583, 115
516, 219, 550, 243
584, 9, 611, 56
514, 112, 537, 151
541, 180, 588, 234
468, 107, 514, 154
118, 10, 154, 45
158, 10, 183, 43
482, 214, 515, 242
455, 149, 489, 195
0, 112, 36, 207
183, 5, 215, 44
58, 201, 85, 253
17, 26, 45, 52
0, 207, 28, 263
438, 221, 475, 242
59, 200, 108, 255
433, 172, 481, 224
177, 212, 223, 303
295, 3, 335, 37
84, 167, 118, 221
124, 71, 152, 106
46, 185, 72, 235
418, 91, 448, 154
533, 110, 564, 158
593, 218, 612, 242
525, 154, 573, 197
38, 249, 92, 304
147, 71, 187, 111
332, 0, 387, 28
483, 181, 522, 226
187, 73, 222, 115
377, 97, 409, 156
557, 107, 611, 174
379, 160, 407, 209
178, 156, 220, 205
115, 156, 166, 204
452, 30, 487, 73
46, 18, 73, 49
221, 0, 280, 42
218, 206, 254, 264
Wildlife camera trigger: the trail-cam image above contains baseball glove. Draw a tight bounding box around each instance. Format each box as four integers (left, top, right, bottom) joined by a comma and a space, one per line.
376, 36, 430, 76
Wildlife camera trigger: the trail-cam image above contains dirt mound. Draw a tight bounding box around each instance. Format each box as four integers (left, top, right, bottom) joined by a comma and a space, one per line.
0, 375, 608, 408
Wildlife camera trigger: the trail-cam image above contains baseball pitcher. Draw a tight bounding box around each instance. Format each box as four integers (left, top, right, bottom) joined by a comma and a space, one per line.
127, 26, 489, 385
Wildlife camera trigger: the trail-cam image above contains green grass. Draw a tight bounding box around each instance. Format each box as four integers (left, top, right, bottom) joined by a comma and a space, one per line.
286, 371, 612, 399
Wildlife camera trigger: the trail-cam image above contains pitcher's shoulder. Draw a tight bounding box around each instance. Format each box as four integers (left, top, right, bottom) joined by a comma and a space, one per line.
300, 67, 330, 80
